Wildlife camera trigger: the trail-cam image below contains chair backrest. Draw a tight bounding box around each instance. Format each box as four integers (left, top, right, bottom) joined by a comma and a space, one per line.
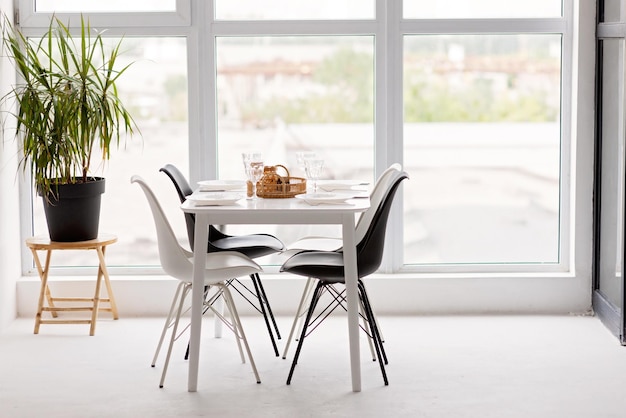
160, 164, 231, 249
159, 164, 193, 201
131, 175, 262, 282
131, 175, 196, 280
159, 164, 198, 248
284, 163, 403, 256
354, 171, 409, 278
354, 163, 403, 244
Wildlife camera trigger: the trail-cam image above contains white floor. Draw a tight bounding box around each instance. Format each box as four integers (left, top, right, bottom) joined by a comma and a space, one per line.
1, 314, 625, 418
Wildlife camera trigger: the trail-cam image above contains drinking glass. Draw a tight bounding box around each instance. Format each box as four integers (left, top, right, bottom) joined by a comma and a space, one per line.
242, 152, 263, 198
242, 152, 263, 169
245, 161, 264, 200
295, 151, 316, 175
304, 158, 324, 193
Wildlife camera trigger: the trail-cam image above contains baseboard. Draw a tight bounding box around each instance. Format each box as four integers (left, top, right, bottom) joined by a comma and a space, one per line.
593, 290, 624, 343
17, 275, 318, 318
17, 273, 593, 318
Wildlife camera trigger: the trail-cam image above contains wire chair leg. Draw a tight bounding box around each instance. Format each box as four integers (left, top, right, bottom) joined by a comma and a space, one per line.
253, 273, 281, 339
282, 277, 315, 359
358, 281, 388, 385
202, 286, 246, 363
359, 296, 377, 361
159, 283, 191, 388
250, 273, 279, 356
184, 285, 218, 360
219, 284, 261, 384
152, 281, 186, 367
287, 281, 324, 385
359, 282, 387, 365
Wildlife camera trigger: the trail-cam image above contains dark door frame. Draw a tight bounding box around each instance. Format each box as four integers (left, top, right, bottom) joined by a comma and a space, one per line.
593, 0, 626, 345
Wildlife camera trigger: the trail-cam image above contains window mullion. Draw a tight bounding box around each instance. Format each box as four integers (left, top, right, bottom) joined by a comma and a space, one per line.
376, 0, 404, 272
212, 20, 377, 36
402, 18, 567, 34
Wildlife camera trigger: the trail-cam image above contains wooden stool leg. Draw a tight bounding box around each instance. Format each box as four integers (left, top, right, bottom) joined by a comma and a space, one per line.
33, 249, 53, 334
30, 248, 58, 318
89, 246, 106, 336
99, 245, 119, 320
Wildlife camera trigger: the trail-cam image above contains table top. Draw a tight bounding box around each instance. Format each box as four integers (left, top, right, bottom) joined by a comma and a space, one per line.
181, 195, 370, 224
25, 233, 118, 250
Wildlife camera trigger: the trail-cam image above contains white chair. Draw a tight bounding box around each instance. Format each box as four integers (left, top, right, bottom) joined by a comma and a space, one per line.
131, 175, 263, 388
160, 164, 284, 357
280, 163, 403, 359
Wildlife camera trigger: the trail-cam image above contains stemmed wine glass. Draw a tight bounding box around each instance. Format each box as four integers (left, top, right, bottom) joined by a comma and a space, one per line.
304, 158, 324, 193
295, 151, 317, 176
242, 153, 264, 200
242, 152, 262, 169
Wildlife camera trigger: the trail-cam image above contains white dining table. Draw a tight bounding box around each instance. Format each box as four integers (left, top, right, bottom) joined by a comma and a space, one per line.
181, 194, 370, 392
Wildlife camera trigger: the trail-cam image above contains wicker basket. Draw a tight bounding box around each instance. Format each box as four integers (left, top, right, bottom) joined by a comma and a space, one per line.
256, 164, 306, 198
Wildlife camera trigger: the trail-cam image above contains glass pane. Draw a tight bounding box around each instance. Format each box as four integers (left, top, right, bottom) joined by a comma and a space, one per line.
598, 39, 624, 309
215, 0, 375, 20
35, 0, 176, 13
403, 34, 562, 265
404, 0, 562, 19
33, 37, 189, 268
601, 0, 623, 24
215, 36, 375, 261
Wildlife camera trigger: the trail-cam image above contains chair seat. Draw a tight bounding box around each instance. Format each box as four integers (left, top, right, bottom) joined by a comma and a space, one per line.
182, 252, 264, 283
278, 236, 342, 261
280, 251, 347, 283
211, 234, 284, 259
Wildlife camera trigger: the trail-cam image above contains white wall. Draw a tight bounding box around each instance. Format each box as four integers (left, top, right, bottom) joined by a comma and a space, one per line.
14, 272, 595, 318
0, 0, 20, 332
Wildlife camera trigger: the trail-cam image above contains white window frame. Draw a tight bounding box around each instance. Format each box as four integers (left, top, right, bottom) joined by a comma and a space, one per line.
17, 0, 191, 27
395, 6, 573, 275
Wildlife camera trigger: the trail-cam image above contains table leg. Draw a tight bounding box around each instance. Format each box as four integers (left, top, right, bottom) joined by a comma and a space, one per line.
342, 213, 362, 392
188, 213, 210, 392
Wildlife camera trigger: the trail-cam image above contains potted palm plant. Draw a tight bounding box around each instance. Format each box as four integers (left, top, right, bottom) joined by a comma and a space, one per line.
1, 15, 137, 241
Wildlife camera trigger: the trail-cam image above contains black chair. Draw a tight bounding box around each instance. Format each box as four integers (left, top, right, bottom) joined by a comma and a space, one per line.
279, 171, 409, 385
159, 164, 285, 356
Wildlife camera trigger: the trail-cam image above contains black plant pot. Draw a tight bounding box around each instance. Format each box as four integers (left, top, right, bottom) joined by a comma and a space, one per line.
40, 177, 106, 242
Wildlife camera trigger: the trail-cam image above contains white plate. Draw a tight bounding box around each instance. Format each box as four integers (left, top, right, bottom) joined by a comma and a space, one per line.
316, 180, 369, 192
188, 192, 243, 206
295, 193, 353, 206
197, 180, 246, 192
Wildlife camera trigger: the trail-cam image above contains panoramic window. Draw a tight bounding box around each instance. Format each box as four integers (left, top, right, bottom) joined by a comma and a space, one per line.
402, 34, 562, 265
16, 0, 574, 274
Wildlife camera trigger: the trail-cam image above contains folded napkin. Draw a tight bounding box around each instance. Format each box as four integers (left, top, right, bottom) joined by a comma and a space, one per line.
296, 193, 354, 206
317, 181, 368, 192
188, 192, 243, 206
197, 180, 246, 192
